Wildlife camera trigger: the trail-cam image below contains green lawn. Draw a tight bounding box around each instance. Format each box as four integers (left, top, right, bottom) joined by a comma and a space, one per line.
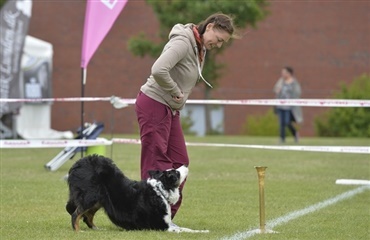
1, 136, 369, 240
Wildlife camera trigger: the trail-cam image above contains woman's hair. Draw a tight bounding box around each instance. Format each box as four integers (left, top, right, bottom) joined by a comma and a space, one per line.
283, 66, 294, 75
197, 13, 240, 38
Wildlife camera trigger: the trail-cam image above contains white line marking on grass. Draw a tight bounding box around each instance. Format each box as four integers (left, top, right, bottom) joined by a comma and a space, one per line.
221, 185, 370, 240
336, 179, 370, 185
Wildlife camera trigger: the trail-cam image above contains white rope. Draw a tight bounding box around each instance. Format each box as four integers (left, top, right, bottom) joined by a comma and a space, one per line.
2, 138, 368, 154
0, 138, 112, 148
0, 97, 369, 107
111, 138, 370, 154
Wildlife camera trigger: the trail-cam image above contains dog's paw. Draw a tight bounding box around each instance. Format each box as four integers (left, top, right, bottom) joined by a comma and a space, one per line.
167, 226, 209, 233
193, 229, 210, 233
179, 227, 209, 233
167, 226, 180, 233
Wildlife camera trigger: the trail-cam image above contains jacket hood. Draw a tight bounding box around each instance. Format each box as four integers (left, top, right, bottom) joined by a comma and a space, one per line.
168, 23, 197, 49
168, 23, 213, 88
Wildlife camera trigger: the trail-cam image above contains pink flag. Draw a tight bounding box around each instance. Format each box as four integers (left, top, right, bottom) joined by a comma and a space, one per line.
81, 0, 128, 68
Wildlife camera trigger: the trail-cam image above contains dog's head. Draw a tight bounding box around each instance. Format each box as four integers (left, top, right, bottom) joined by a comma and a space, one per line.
148, 165, 188, 190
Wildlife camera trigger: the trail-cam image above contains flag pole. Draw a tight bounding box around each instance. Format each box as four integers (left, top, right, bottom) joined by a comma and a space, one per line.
81, 67, 87, 158
79, 0, 127, 158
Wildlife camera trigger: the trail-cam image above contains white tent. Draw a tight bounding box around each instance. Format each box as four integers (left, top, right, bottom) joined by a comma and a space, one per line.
16, 36, 73, 139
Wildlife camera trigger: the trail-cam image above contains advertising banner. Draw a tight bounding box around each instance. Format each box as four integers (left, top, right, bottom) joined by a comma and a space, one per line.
81, 0, 127, 68
0, 0, 32, 115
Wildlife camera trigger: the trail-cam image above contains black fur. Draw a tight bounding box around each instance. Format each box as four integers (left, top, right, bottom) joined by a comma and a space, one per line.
66, 154, 183, 231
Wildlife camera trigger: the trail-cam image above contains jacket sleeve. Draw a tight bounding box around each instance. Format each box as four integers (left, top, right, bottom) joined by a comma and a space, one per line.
151, 38, 188, 97
273, 78, 283, 97
293, 80, 302, 98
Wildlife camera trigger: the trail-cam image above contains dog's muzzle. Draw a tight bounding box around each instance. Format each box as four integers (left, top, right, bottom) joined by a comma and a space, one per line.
176, 165, 189, 185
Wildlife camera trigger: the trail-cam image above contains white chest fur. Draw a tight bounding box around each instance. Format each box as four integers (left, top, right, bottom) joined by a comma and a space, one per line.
147, 179, 180, 226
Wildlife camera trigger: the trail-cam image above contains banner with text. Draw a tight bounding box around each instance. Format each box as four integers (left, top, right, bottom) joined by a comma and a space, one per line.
81, 0, 128, 68
0, 0, 32, 115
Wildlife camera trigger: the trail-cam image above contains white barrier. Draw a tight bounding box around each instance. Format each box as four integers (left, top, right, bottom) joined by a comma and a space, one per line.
0, 97, 112, 103
1, 97, 368, 153
184, 99, 370, 107
0, 97, 369, 107
0, 139, 112, 148
1, 138, 368, 154
111, 138, 370, 154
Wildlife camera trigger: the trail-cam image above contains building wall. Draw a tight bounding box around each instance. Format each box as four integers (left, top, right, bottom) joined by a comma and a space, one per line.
27, 1, 369, 136
214, 1, 369, 135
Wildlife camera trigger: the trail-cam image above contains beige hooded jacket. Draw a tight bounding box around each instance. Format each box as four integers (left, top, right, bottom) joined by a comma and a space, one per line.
140, 23, 209, 111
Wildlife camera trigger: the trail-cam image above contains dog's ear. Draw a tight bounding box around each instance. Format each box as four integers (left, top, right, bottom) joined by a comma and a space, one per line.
148, 170, 163, 179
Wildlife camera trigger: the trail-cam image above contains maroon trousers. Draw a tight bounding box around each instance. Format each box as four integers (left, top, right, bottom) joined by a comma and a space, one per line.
135, 92, 189, 218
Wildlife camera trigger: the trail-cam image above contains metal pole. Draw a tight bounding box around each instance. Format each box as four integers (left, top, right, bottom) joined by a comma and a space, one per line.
255, 166, 267, 233
81, 68, 86, 158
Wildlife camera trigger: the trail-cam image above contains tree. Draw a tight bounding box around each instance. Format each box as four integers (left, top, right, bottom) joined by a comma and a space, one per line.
0, 0, 7, 9
315, 74, 370, 137
128, 0, 269, 134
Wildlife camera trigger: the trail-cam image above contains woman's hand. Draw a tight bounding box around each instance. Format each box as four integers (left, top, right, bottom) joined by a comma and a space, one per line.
172, 92, 184, 103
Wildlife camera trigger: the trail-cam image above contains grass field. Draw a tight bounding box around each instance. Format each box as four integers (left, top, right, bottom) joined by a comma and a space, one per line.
1, 136, 369, 240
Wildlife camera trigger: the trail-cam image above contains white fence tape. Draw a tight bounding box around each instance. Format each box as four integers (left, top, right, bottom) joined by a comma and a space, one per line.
0, 97, 112, 103
185, 142, 370, 154
186, 99, 370, 107
111, 138, 370, 154
0, 97, 369, 107
1, 138, 368, 154
0, 139, 112, 148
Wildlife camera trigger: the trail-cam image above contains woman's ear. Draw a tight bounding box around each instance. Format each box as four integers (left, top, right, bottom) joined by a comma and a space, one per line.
206, 22, 214, 32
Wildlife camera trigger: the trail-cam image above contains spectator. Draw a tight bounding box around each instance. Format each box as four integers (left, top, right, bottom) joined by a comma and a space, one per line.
273, 66, 303, 143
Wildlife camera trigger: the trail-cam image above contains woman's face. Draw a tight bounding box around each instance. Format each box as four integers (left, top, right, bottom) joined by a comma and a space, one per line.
281, 69, 291, 79
202, 23, 231, 50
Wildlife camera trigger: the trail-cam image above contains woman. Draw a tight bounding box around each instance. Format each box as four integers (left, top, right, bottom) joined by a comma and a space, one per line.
135, 13, 237, 226
273, 66, 303, 143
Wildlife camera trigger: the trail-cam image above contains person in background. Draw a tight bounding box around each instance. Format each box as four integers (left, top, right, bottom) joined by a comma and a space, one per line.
273, 66, 303, 143
135, 13, 239, 229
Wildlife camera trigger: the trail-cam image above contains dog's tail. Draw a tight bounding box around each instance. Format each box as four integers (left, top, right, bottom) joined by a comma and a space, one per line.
66, 200, 77, 215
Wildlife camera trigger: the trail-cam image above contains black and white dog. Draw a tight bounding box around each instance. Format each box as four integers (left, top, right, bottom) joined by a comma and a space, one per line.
66, 155, 207, 233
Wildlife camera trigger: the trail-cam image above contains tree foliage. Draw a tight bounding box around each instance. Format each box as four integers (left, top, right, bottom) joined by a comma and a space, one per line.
128, 0, 269, 87
315, 74, 370, 137
0, 0, 7, 9
242, 108, 279, 136
128, 0, 269, 135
